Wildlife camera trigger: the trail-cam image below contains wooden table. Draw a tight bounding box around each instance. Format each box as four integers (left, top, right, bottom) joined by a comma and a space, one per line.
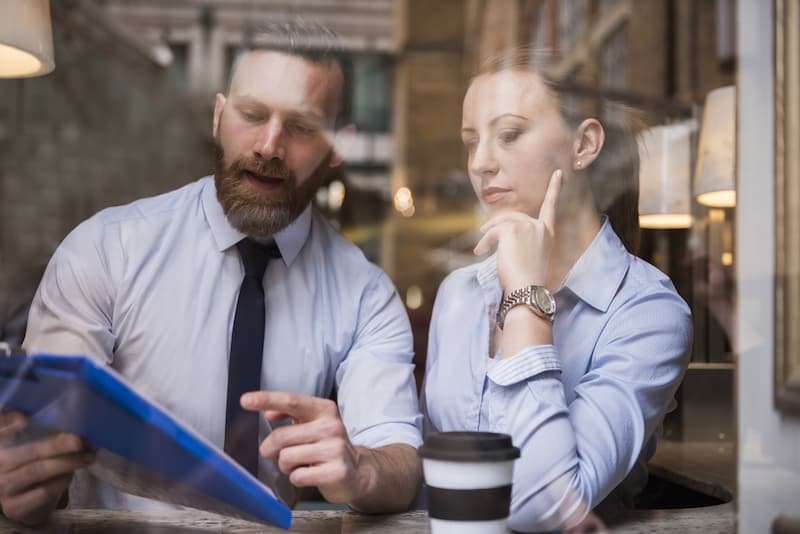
0, 441, 738, 532
0, 505, 736, 533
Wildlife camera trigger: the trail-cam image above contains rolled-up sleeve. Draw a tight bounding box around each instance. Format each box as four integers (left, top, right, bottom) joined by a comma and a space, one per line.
486, 345, 562, 386
335, 268, 423, 449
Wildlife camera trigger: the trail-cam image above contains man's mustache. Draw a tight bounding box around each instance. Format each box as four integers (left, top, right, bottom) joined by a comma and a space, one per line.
231, 157, 294, 181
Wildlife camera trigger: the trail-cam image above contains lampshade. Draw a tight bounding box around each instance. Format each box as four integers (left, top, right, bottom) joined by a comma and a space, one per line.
0, 0, 55, 78
694, 85, 736, 207
638, 121, 694, 229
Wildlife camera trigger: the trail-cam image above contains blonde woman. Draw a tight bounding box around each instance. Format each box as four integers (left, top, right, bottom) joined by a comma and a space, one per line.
422, 49, 692, 532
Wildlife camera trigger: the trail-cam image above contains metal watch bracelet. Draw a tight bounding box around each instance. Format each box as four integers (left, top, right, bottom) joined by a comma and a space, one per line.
496, 285, 556, 329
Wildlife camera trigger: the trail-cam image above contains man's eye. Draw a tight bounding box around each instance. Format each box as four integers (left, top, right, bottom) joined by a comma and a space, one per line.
288, 123, 316, 136
240, 111, 261, 122
498, 129, 522, 144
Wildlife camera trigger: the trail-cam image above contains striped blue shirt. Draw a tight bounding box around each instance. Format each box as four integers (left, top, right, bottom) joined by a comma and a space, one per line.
422, 218, 691, 531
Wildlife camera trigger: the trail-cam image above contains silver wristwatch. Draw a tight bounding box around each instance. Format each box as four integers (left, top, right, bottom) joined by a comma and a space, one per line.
496, 285, 556, 329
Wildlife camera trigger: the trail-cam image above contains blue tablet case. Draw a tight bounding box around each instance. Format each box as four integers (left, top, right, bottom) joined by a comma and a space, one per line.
0, 353, 292, 529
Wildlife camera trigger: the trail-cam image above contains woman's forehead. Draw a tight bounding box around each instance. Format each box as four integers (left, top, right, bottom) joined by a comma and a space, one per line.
464, 70, 554, 119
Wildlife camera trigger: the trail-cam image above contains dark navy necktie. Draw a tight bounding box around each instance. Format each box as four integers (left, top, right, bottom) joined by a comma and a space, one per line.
224, 238, 281, 476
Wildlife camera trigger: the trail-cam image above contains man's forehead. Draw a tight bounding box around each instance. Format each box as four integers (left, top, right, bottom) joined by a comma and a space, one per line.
229, 50, 339, 117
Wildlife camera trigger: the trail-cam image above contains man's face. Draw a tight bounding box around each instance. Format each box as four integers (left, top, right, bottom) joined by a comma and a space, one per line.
212, 50, 343, 238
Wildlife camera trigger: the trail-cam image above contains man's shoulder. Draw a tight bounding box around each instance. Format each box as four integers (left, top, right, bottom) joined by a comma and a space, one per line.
311, 209, 380, 271
91, 177, 208, 228
307, 209, 386, 282
59, 177, 209, 260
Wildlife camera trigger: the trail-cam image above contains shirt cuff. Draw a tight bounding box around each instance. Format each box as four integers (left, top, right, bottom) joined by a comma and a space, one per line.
350, 422, 424, 450
486, 345, 562, 386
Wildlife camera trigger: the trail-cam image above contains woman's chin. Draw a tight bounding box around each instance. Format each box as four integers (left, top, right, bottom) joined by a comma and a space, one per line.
483, 202, 536, 218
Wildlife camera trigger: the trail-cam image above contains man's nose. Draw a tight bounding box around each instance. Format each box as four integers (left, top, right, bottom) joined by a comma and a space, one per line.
253, 118, 286, 160
469, 140, 498, 177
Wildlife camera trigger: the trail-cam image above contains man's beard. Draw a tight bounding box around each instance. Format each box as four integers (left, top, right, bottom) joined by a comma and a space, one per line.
214, 139, 331, 239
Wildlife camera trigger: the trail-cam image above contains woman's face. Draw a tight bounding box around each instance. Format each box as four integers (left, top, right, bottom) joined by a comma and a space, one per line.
461, 70, 574, 217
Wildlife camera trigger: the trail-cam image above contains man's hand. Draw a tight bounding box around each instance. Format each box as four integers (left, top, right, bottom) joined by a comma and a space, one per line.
0, 411, 95, 525
242, 391, 421, 512
245, 391, 363, 504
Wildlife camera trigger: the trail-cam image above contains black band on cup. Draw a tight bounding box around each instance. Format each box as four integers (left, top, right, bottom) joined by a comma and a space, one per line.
426, 485, 512, 521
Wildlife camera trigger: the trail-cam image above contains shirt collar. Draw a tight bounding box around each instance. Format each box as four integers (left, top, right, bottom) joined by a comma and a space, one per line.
474, 216, 630, 313
476, 252, 500, 291
201, 175, 312, 267
559, 216, 631, 312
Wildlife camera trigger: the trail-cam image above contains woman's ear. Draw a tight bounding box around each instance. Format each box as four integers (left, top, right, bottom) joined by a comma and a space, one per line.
572, 118, 605, 170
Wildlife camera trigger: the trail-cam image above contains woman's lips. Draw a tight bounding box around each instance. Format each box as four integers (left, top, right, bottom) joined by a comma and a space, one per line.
482, 186, 511, 204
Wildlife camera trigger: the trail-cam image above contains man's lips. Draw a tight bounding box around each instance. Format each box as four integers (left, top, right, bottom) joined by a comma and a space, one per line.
482, 186, 511, 204
242, 170, 287, 191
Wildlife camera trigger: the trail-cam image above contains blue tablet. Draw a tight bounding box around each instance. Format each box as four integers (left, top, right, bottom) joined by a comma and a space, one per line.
0, 353, 291, 529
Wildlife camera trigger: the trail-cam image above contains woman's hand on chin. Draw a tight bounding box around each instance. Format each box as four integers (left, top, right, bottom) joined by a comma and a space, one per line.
474, 169, 562, 292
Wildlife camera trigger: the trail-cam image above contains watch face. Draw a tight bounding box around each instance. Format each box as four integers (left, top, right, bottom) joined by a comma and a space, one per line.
534, 286, 556, 315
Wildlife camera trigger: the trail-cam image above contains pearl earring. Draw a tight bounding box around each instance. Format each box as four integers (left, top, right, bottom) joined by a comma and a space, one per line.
575, 160, 582, 168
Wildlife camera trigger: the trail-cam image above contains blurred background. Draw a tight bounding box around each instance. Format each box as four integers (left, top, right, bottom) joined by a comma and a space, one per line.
0, 0, 737, 444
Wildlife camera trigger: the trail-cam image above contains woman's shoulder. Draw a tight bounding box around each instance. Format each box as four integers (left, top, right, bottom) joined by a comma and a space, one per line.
626, 254, 683, 294
615, 253, 692, 321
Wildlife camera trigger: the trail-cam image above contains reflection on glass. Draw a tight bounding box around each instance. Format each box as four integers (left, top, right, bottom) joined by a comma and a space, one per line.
0, 0, 742, 527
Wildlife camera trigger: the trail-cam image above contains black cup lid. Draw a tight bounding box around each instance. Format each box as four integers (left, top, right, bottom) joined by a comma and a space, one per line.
418, 431, 521, 462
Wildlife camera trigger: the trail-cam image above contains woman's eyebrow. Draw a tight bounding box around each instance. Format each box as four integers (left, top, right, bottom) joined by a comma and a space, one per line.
461, 113, 529, 134
489, 113, 528, 126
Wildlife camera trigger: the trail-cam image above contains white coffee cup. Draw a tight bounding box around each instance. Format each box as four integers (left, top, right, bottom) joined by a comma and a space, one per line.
418, 432, 520, 534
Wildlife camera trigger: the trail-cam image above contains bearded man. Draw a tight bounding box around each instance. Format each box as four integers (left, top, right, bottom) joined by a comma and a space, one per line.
1, 23, 422, 526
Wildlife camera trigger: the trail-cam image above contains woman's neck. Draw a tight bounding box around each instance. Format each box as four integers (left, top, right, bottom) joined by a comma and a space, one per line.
547, 206, 602, 290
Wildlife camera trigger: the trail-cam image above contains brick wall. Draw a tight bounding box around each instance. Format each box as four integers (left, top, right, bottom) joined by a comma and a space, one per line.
0, 11, 214, 342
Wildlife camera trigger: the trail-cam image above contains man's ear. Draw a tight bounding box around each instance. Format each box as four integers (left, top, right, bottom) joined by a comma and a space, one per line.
329, 123, 357, 168
572, 118, 605, 170
212, 93, 226, 138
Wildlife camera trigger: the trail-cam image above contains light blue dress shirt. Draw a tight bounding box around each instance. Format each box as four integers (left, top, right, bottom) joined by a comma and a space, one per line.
422, 218, 692, 532
23, 176, 422, 510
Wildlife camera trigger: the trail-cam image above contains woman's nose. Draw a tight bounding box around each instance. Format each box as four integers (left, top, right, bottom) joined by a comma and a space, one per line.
469, 141, 499, 177
253, 118, 286, 160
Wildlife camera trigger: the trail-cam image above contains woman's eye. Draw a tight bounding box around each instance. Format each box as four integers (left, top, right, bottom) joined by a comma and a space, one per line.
498, 129, 522, 144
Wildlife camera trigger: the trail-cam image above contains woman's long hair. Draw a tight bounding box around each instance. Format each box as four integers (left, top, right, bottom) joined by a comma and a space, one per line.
474, 47, 642, 253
